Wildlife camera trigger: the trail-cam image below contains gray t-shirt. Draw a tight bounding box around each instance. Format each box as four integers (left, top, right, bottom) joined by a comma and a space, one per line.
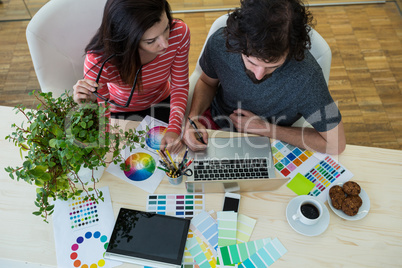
199, 27, 341, 132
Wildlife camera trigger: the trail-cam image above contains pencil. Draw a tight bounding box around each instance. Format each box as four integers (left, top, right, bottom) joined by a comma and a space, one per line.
157, 166, 169, 172
156, 150, 171, 168
179, 148, 188, 170
185, 158, 193, 167
165, 149, 178, 170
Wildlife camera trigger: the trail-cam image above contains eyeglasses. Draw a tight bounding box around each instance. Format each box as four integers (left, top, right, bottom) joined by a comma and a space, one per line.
92, 54, 143, 108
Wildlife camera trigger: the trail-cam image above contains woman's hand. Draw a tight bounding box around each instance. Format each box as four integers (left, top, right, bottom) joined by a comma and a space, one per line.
160, 131, 183, 154
73, 79, 99, 104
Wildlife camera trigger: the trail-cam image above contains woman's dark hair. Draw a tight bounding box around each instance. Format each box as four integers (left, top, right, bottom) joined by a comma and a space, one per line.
86, 0, 173, 86
225, 0, 314, 63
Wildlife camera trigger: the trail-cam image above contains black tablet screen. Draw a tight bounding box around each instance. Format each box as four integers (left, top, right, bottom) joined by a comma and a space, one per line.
107, 208, 190, 265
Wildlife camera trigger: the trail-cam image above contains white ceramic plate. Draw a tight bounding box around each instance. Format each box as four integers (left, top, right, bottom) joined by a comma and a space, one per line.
286, 195, 330, 236
327, 182, 370, 221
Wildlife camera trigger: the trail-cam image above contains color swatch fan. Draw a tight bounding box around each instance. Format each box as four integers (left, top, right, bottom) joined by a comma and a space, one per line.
187, 211, 287, 268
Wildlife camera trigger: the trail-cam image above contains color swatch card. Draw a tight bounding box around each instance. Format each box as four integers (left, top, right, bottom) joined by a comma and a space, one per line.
238, 238, 287, 268
271, 140, 319, 178
146, 194, 205, 219
236, 214, 257, 244
271, 140, 353, 201
53, 187, 121, 268
190, 211, 219, 252
217, 211, 238, 247
304, 155, 353, 200
182, 228, 200, 267
218, 238, 271, 266
186, 234, 217, 268
107, 147, 164, 193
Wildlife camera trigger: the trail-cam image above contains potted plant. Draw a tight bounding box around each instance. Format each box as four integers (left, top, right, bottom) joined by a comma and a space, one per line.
5, 90, 147, 222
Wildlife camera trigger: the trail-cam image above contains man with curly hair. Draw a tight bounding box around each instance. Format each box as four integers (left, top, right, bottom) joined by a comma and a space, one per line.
184, 0, 346, 155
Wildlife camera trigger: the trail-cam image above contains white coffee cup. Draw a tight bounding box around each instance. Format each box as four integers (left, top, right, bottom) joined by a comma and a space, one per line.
292, 198, 322, 225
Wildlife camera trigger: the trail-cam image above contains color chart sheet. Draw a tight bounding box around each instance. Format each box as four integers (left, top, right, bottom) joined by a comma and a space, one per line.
271, 140, 353, 201
146, 194, 205, 219
52, 187, 121, 268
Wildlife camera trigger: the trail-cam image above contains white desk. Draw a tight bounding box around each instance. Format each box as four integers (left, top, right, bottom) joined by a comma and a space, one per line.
0, 105, 401, 267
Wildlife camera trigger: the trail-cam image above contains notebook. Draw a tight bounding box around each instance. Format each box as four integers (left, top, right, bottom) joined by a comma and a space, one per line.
185, 136, 289, 193
104, 208, 190, 268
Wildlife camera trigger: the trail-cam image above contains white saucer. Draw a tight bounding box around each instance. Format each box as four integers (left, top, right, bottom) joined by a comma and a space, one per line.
327, 183, 370, 221
286, 195, 330, 236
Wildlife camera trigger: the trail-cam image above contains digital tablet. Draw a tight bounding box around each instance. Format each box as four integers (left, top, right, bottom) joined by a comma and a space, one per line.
105, 208, 190, 268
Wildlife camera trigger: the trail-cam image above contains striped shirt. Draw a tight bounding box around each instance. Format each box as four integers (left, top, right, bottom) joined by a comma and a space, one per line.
83, 19, 190, 135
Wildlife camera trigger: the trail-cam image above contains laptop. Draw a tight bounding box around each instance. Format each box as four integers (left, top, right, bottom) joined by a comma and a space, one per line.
185, 136, 289, 193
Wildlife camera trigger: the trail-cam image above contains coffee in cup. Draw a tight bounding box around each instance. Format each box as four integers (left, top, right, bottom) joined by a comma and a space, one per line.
292, 198, 322, 225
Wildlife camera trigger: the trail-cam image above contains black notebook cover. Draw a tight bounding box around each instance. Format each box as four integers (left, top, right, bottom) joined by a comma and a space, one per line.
105, 208, 190, 267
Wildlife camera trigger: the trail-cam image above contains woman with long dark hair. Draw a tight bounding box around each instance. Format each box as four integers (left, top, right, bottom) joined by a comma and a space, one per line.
73, 0, 190, 153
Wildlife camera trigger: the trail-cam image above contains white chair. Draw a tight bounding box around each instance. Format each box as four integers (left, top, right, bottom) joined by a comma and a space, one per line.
26, 0, 107, 98
187, 14, 332, 128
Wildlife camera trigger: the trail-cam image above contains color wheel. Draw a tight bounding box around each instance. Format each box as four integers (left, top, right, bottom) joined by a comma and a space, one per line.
70, 231, 108, 268
146, 126, 167, 150
124, 152, 156, 181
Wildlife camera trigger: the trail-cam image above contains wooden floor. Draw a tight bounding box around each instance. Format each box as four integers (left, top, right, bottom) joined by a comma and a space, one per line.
0, 0, 401, 150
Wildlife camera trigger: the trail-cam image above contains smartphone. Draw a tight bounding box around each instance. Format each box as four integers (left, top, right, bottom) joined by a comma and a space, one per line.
223, 192, 241, 212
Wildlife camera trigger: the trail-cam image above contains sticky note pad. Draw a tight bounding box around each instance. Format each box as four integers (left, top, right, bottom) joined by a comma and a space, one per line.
286, 173, 315, 195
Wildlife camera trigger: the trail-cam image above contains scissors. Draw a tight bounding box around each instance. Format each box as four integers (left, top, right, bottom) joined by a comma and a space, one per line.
180, 168, 193, 177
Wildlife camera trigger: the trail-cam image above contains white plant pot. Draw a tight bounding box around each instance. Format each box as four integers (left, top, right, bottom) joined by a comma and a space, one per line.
69, 165, 105, 185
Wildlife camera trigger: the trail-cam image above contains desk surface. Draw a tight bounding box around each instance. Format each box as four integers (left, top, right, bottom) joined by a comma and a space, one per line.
0, 105, 401, 267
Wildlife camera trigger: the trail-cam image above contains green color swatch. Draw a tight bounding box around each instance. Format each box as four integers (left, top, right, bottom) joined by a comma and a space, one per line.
219, 238, 271, 266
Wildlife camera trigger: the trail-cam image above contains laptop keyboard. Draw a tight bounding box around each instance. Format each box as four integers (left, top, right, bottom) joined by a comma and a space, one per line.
193, 158, 270, 181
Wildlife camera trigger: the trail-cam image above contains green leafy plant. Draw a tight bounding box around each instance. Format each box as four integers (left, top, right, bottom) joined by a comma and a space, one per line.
5, 91, 147, 222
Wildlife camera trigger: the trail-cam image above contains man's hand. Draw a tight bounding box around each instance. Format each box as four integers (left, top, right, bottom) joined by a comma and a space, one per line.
183, 118, 208, 151
229, 109, 271, 135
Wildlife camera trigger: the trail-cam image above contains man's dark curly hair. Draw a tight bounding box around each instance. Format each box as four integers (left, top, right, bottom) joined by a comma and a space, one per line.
225, 0, 314, 62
